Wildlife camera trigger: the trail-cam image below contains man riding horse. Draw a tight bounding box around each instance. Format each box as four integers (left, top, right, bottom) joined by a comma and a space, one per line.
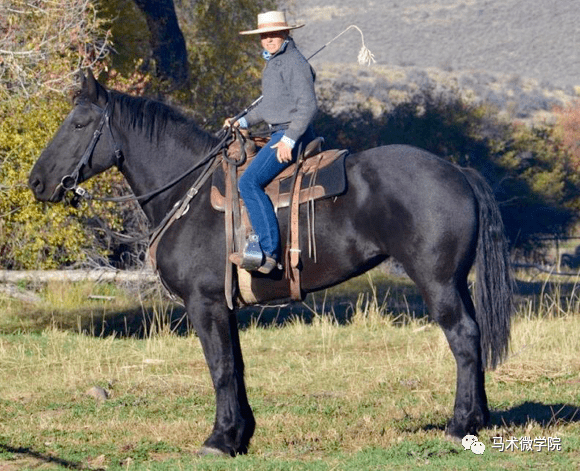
224, 11, 318, 274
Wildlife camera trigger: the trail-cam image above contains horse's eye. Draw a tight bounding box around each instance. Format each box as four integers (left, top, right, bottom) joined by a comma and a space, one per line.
74, 123, 85, 129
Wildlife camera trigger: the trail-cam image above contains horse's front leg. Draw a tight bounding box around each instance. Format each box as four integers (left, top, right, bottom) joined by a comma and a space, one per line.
187, 297, 255, 456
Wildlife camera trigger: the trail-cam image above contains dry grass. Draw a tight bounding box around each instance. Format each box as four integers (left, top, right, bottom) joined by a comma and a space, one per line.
0, 273, 579, 468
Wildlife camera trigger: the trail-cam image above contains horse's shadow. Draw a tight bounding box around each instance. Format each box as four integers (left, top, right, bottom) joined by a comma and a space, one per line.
0, 443, 102, 470
54, 271, 580, 339
81, 281, 429, 338
489, 401, 580, 428
419, 401, 580, 433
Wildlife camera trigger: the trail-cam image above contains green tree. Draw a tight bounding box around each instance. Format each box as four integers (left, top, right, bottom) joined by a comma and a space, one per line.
99, 0, 274, 125
177, 0, 275, 125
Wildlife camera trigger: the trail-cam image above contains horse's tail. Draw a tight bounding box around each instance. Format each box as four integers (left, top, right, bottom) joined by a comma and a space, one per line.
461, 167, 514, 370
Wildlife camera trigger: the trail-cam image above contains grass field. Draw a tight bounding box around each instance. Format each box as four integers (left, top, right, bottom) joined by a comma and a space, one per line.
0, 270, 579, 470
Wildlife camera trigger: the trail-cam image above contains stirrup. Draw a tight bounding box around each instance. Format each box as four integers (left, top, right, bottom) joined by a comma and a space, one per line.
229, 252, 280, 274
230, 233, 263, 271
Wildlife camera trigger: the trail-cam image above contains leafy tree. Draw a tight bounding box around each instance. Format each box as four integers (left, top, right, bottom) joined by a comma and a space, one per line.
176, 0, 275, 125
0, 1, 128, 269
0, 0, 275, 269
98, 0, 189, 88
7, 0, 576, 268
553, 100, 580, 167
0, 96, 127, 269
99, 0, 274, 126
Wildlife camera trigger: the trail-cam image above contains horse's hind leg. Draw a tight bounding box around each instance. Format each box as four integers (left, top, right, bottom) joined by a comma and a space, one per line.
421, 278, 489, 439
186, 297, 255, 456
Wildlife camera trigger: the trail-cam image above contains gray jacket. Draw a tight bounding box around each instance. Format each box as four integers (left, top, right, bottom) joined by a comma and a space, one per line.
244, 38, 317, 143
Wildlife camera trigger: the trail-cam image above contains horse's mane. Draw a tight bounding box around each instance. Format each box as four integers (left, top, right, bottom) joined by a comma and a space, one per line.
109, 90, 221, 155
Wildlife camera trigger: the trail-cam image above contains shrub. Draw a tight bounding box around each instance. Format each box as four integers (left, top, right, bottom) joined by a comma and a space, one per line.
0, 95, 127, 269
553, 99, 580, 167
0, 0, 111, 99
315, 86, 580, 256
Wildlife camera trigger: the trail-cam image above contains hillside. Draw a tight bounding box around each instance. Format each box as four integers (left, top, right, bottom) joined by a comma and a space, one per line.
285, 0, 580, 123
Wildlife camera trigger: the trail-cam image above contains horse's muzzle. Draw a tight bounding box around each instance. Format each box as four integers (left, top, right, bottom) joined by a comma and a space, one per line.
28, 173, 65, 202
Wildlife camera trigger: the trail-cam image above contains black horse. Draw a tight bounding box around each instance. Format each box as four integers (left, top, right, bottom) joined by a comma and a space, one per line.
29, 70, 513, 456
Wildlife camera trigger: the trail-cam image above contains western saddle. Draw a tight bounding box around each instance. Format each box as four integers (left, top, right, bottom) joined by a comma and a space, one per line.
211, 130, 348, 308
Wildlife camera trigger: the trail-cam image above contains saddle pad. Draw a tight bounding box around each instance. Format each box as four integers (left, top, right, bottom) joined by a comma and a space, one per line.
211, 149, 348, 212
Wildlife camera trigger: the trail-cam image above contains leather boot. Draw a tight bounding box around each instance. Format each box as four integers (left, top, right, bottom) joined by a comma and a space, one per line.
257, 256, 277, 274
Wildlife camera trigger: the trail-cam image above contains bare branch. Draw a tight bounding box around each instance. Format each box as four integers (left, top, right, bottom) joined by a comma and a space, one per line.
0, 0, 111, 98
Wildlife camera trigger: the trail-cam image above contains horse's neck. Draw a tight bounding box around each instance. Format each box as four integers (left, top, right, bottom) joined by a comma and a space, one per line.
120, 131, 210, 227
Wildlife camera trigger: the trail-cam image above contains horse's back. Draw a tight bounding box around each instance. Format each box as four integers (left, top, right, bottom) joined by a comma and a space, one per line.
344, 144, 477, 227
349, 145, 473, 198
299, 144, 479, 291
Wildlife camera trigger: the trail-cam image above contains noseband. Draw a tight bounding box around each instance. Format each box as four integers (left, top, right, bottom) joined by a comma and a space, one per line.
59, 95, 123, 195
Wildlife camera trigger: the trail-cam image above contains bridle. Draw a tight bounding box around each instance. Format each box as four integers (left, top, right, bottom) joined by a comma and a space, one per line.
58, 92, 238, 205
58, 97, 123, 199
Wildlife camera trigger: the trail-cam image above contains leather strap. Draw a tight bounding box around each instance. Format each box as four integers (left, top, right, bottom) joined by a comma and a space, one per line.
149, 156, 222, 272
224, 161, 235, 309
288, 167, 304, 301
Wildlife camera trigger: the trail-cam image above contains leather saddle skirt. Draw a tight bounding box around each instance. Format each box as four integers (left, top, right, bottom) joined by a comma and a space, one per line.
210, 139, 349, 212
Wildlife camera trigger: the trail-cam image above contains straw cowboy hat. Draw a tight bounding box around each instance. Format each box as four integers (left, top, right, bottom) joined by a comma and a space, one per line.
239, 11, 304, 35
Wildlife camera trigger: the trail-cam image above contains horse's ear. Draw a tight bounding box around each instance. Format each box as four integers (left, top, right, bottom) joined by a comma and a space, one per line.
85, 68, 108, 107
70, 70, 86, 104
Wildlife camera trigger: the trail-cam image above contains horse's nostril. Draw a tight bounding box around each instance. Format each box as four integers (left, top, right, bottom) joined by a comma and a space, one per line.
29, 176, 43, 194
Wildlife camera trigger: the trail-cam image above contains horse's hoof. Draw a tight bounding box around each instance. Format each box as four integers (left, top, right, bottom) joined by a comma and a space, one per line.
196, 446, 230, 457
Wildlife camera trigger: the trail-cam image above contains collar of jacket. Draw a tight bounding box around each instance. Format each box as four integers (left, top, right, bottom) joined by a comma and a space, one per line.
262, 39, 291, 61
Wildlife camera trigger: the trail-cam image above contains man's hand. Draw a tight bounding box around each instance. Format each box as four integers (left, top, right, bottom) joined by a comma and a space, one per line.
272, 141, 292, 163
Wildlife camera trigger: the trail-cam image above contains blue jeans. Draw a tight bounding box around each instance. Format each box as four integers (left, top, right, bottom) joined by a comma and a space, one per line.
238, 127, 315, 260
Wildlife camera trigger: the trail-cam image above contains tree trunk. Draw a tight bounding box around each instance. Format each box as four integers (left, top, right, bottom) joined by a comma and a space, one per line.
0, 270, 158, 283
132, 0, 189, 87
